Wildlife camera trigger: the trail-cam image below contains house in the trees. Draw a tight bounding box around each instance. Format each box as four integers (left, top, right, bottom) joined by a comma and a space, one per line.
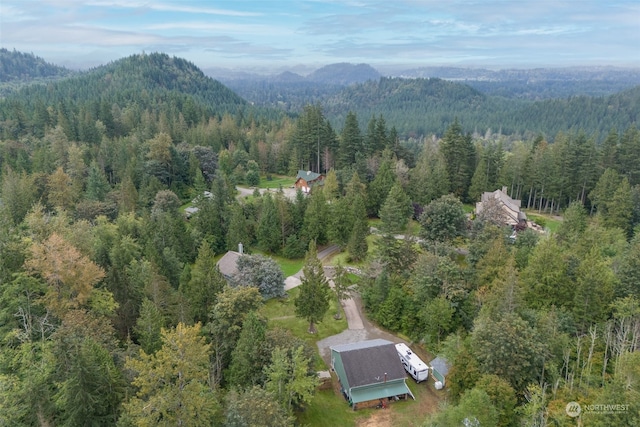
216, 244, 244, 281
184, 191, 213, 218
330, 339, 415, 410
294, 170, 325, 194
476, 186, 528, 229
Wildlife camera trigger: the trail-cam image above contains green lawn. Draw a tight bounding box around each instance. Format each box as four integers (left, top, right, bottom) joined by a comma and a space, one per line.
525, 211, 562, 233
251, 250, 304, 277
299, 374, 443, 427
259, 287, 347, 368
258, 174, 296, 189
329, 234, 377, 267
297, 386, 369, 426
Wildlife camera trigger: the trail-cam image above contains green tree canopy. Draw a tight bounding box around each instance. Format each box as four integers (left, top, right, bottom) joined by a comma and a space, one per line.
294, 241, 330, 333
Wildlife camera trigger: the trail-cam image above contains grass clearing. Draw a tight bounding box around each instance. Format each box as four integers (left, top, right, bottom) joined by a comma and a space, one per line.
260, 287, 347, 369
298, 387, 368, 426
259, 174, 296, 189
299, 376, 443, 427
329, 234, 377, 267
525, 211, 562, 233
251, 250, 304, 277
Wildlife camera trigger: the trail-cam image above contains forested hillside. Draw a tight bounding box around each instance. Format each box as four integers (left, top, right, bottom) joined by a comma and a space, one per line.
0, 48, 74, 97
324, 77, 640, 138
399, 65, 640, 99
0, 51, 639, 426
0, 48, 72, 82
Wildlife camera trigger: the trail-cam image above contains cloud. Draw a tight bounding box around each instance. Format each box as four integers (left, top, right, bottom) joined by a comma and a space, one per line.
1, 0, 638, 69
85, 0, 261, 17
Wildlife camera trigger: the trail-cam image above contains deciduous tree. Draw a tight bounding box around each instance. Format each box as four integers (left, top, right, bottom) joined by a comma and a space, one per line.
234, 254, 286, 300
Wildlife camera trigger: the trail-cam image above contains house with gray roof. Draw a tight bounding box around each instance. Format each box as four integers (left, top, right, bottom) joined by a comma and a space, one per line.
476, 186, 527, 228
294, 170, 325, 194
216, 250, 242, 280
330, 339, 414, 410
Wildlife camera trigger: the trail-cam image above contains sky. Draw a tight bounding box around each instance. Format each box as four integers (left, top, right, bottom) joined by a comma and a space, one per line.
1, 0, 639, 73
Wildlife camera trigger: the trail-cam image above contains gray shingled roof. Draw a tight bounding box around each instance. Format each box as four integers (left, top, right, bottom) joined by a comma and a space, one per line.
296, 170, 323, 182
332, 339, 406, 388
216, 251, 242, 278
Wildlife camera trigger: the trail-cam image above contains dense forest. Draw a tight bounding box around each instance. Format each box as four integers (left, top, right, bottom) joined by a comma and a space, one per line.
0, 51, 639, 426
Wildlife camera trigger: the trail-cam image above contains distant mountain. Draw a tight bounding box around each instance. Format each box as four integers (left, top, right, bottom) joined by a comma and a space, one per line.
213, 63, 381, 112
0, 48, 75, 97
395, 66, 640, 99
270, 71, 306, 83
0, 48, 73, 82
306, 63, 381, 85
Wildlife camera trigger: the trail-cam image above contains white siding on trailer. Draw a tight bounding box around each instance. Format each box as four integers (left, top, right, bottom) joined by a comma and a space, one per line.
395, 343, 429, 382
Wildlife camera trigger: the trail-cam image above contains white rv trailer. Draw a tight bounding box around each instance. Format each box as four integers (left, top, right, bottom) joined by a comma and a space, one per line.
395, 343, 429, 383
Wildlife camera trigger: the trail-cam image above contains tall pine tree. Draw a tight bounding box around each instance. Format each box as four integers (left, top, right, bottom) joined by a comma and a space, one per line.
294, 241, 330, 333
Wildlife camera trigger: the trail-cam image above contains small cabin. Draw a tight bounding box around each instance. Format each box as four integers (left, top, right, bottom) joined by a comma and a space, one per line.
294, 170, 325, 194
331, 339, 414, 410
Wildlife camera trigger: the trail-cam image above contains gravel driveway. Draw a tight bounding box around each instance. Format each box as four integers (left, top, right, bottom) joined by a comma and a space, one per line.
316, 292, 402, 366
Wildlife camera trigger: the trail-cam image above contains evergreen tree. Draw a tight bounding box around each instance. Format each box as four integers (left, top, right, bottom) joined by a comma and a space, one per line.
347, 193, 369, 262
134, 298, 165, 354
123, 323, 219, 426
379, 181, 413, 234
85, 160, 111, 201
327, 197, 353, 248
409, 140, 450, 207
206, 286, 263, 385
332, 263, 352, 319
469, 142, 504, 201
374, 115, 388, 152
224, 386, 294, 427
179, 242, 226, 324
294, 241, 330, 333
589, 167, 621, 216
605, 177, 633, 236
0, 166, 36, 225
338, 111, 362, 168
51, 311, 124, 427
617, 125, 640, 186
366, 149, 396, 215
439, 119, 476, 202
322, 168, 339, 201
599, 127, 619, 173
226, 312, 269, 388
226, 203, 250, 251
257, 192, 282, 253
264, 346, 318, 415
302, 189, 328, 245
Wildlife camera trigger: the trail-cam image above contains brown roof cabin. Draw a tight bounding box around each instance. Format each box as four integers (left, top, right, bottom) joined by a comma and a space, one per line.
294, 170, 325, 194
